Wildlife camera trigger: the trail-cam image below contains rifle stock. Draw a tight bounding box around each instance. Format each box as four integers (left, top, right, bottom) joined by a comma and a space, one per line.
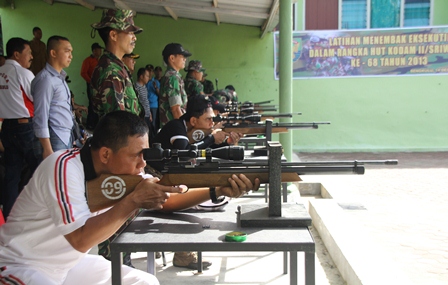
86, 172, 300, 212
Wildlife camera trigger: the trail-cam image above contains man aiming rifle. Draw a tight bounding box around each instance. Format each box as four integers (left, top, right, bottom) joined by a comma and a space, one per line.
149, 94, 244, 171
0, 111, 259, 284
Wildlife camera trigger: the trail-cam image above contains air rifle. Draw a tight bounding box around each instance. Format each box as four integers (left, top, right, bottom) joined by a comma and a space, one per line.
213, 113, 302, 123
226, 101, 279, 114
86, 144, 397, 212
187, 120, 331, 143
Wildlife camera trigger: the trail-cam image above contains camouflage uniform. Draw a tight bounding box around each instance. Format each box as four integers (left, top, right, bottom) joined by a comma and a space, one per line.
91, 50, 142, 117
90, 8, 143, 266
159, 67, 187, 127
184, 75, 204, 98
184, 59, 207, 98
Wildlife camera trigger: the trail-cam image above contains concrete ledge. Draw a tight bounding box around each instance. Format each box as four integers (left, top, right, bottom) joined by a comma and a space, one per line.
298, 182, 332, 198
309, 199, 415, 285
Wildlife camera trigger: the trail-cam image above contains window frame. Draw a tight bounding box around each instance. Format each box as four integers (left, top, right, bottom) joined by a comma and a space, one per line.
337, 0, 434, 29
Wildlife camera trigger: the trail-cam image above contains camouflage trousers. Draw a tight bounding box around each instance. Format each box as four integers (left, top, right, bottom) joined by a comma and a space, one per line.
98, 209, 141, 263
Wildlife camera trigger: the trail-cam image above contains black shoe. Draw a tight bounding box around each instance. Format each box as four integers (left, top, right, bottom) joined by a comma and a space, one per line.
123, 252, 135, 268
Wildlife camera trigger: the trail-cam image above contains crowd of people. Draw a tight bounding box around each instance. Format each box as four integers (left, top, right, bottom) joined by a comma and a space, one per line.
0, 8, 258, 285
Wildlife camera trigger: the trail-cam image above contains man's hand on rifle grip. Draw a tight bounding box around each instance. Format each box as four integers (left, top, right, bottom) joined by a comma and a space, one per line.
226, 132, 244, 145
130, 177, 184, 210
212, 130, 229, 144
217, 174, 261, 198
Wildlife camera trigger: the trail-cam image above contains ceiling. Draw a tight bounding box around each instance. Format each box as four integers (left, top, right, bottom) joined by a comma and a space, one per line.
43, 0, 289, 38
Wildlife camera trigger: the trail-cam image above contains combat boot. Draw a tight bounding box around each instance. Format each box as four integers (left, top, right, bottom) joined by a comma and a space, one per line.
173, 251, 212, 270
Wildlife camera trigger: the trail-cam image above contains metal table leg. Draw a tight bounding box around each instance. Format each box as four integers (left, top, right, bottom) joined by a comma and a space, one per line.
111, 250, 123, 285
147, 252, 156, 275
305, 251, 315, 285
290, 250, 298, 285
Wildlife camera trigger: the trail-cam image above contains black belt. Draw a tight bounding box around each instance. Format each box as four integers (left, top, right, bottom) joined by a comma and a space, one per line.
3, 118, 32, 124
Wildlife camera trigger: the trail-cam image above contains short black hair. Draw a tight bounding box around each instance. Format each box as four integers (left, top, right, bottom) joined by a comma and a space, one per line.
182, 95, 212, 121
155, 66, 163, 71
97, 27, 113, 46
225, 85, 235, 91
90, 111, 149, 152
137, 67, 148, 78
47, 35, 70, 57
6, 37, 30, 59
33, 27, 41, 33
145, 64, 154, 70
163, 54, 170, 65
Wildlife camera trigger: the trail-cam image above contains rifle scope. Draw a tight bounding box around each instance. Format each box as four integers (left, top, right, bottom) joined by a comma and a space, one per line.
143, 144, 245, 161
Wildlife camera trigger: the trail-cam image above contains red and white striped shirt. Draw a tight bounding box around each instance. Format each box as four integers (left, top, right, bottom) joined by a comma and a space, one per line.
0, 59, 34, 118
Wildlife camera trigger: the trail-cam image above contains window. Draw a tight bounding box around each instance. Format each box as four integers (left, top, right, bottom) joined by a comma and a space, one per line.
340, 0, 431, 29
404, 0, 431, 27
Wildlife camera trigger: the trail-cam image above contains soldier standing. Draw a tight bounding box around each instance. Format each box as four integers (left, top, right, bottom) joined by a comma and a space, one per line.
90, 8, 143, 267
184, 60, 206, 98
159, 43, 191, 128
90, 9, 143, 118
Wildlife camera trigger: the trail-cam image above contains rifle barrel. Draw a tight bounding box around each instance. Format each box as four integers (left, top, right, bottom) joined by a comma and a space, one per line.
221, 122, 331, 132
157, 165, 365, 189
281, 160, 398, 166
259, 113, 301, 118
253, 100, 273, 104
161, 160, 367, 174
215, 160, 398, 168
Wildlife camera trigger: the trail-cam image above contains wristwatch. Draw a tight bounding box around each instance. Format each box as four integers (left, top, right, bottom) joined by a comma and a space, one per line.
209, 187, 225, 204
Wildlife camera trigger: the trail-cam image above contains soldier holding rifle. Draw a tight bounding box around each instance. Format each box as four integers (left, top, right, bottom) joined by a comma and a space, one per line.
0, 111, 259, 284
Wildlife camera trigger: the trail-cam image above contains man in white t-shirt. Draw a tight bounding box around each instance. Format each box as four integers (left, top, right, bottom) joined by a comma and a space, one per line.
0, 37, 39, 219
0, 111, 259, 284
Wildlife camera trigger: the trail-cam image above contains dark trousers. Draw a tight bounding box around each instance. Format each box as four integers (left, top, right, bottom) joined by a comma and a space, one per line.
0, 119, 39, 218
85, 83, 99, 130
149, 108, 159, 140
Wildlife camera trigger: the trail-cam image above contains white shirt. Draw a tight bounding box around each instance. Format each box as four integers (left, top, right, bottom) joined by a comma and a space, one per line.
0, 59, 35, 118
0, 149, 91, 281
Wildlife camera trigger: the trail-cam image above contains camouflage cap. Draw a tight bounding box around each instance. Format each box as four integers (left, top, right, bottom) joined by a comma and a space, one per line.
185, 60, 206, 72
212, 89, 231, 103
91, 9, 142, 34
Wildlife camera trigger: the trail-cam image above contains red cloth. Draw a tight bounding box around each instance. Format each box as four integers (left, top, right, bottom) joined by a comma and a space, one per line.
80, 55, 99, 83
0, 210, 5, 226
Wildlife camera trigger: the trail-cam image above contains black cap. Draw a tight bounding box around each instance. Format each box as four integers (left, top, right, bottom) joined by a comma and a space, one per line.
91, 42, 103, 51
225, 85, 235, 91
162, 43, 192, 58
123, 53, 140, 59
209, 95, 226, 113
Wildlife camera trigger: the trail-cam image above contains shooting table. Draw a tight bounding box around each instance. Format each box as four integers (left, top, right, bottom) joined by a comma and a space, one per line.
110, 207, 315, 285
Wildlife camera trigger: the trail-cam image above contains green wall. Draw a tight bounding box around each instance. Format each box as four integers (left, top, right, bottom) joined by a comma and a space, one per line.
1, 0, 447, 152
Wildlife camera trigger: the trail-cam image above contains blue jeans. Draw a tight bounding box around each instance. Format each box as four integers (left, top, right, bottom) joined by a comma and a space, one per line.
0, 119, 39, 218
34, 127, 73, 164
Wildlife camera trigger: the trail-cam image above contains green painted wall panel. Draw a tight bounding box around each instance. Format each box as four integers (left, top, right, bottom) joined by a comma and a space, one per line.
1, 0, 447, 152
